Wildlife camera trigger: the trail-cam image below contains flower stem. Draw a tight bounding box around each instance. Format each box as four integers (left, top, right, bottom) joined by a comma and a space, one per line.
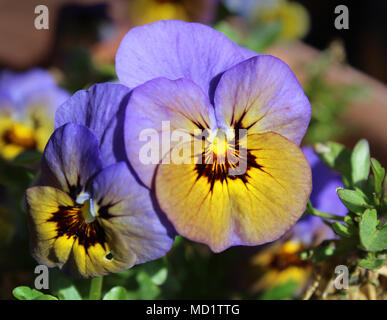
308, 207, 345, 221
89, 276, 103, 300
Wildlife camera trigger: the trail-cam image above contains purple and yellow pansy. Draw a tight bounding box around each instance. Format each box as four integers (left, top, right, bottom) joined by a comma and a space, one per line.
117, 20, 312, 252
26, 84, 174, 278
0, 69, 68, 160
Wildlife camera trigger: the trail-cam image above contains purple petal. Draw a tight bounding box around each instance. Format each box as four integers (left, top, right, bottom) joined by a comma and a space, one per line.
303, 146, 347, 215
42, 123, 103, 198
90, 162, 174, 264
55, 83, 131, 166
116, 20, 257, 97
292, 147, 348, 245
214, 55, 311, 145
0, 68, 67, 113
124, 77, 214, 187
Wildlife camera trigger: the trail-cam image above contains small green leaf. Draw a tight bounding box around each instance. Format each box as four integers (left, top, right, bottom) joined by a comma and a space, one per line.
344, 215, 355, 226
303, 238, 356, 263
314, 142, 352, 187
103, 286, 128, 300
337, 188, 371, 214
358, 253, 386, 270
151, 268, 168, 286
12, 286, 44, 300
136, 271, 161, 300
371, 158, 385, 198
359, 209, 387, 251
351, 139, 370, 187
332, 222, 352, 238
57, 285, 82, 300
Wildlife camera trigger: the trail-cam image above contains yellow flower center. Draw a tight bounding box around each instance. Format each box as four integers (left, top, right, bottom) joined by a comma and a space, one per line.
211, 130, 229, 159
3, 123, 37, 149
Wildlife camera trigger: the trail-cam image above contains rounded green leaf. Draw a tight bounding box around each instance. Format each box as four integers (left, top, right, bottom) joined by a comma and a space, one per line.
360, 209, 387, 251
351, 139, 370, 187
12, 286, 44, 300
103, 286, 128, 300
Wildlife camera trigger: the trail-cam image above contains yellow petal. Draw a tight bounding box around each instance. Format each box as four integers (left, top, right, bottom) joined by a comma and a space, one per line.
26, 186, 75, 267
64, 220, 136, 278
155, 132, 311, 252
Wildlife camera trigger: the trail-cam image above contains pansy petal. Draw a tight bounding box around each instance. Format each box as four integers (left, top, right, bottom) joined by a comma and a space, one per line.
116, 20, 257, 96
302, 146, 347, 215
91, 162, 174, 265
55, 83, 131, 165
42, 123, 103, 197
155, 132, 311, 252
125, 77, 214, 187
26, 186, 76, 268
214, 55, 311, 145
0, 68, 67, 114
62, 232, 133, 278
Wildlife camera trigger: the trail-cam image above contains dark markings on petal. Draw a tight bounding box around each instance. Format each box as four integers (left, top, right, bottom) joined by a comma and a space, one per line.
98, 203, 115, 220
2, 126, 37, 150
193, 109, 269, 193
48, 205, 107, 252
195, 150, 264, 192
68, 175, 82, 200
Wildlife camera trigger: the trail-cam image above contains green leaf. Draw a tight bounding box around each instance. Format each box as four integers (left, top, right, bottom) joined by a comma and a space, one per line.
351, 139, 370, 187
337, 188, 371, 214
344, 215, 355, 226
314, 142, 352, 187
302, 238, 356, 263
136, 271, 161, 300
371, 158, 385, 198
259, 280, 299, 300
359, 209, 387, 251
103, 286, 128, 300
57, 285, 82, 300
150, 268, 168, 286
34, 294, 58, 300
12, 286, 44, 300
331, 222, 352, 238
358, 254, 386, 270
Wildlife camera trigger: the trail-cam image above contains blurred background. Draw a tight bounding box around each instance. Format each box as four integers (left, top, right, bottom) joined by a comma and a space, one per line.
0, 0, 386, 300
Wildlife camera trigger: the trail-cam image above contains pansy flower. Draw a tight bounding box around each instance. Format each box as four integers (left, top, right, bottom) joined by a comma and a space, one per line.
26, 83, 174, 277
116, 20, 312, 252
0, 68, 69, 160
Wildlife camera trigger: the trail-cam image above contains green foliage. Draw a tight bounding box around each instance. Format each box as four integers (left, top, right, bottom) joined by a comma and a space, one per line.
336, 188, 372, 215
57, 285, 82, 300
103, 286, 128, 300
351, 139, 370, 188
303, 52, 367, 145
315, 141, 352, 187
215, 20, 282, 53
259, 280, 299, 300
13, 286, 58, 300
359, 209, 387, 252
303, 140, 387, 271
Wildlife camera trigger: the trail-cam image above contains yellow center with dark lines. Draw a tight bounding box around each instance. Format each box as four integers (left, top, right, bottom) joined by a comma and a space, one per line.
194, 129, 263, 191
3, 123, 37, 150
47, 196, 109, 254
